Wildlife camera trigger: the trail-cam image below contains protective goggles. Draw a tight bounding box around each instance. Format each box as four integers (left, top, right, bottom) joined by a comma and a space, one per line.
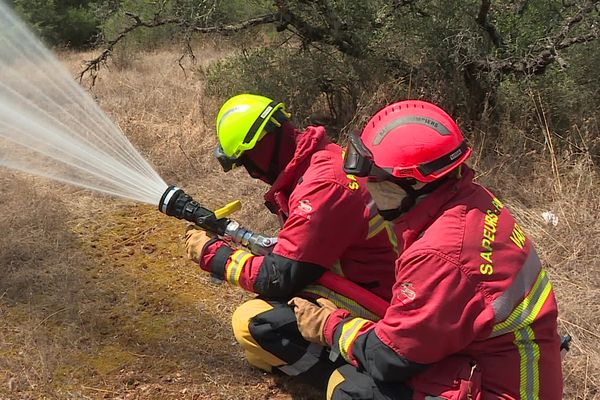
343, 132, 469, 182
343, 133, 397, 181
214, 144, 272, 182
214, 144, 243, 172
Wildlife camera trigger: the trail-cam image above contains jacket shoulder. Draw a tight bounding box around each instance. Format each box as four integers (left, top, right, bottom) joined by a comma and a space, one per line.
301, 142, 364, 192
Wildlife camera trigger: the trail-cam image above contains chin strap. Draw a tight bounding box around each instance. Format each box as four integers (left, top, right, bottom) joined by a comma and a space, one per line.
266, 127, 283, 184
379, 176, 450, 221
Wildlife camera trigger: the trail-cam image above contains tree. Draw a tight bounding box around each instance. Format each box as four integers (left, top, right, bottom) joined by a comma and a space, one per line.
13, 0, 100, 48
81, 0, 600, 152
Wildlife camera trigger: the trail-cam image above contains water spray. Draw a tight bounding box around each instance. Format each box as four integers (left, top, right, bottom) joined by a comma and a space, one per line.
159, 186, 277, 255
0, 1, 273, 255
0, 0, 167, 205
0, 1, 388, 320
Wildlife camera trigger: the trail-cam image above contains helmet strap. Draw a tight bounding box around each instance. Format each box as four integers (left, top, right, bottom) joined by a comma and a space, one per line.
241, 126, 284, 185
267, 126, 283, 184
379, 176, 449, 220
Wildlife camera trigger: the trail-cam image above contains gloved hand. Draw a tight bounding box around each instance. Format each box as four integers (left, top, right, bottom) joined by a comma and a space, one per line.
184, 227, 213, 264
288, 297, 338, 346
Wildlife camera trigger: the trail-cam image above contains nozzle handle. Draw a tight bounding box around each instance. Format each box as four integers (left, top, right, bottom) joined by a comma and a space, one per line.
214, 200, 242, 219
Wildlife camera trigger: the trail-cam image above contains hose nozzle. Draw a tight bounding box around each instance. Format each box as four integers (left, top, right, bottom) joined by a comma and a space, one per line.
159, 185, 186, 217
159, 185, 228, 235
158, 185, 277, 255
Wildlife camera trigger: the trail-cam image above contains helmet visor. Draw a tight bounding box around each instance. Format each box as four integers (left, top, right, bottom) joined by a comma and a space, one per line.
343, 133, 395, 181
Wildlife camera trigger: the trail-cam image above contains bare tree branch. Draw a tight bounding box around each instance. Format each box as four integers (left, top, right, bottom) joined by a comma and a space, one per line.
462, 0, 599, 121
275, 1, 363, 58
177, 31, 197, 78
472, 0, 599, 77
188, 14, 278, 33
476, 0, 505, 48
554, 0, 599, 45
79, 13, 277, 83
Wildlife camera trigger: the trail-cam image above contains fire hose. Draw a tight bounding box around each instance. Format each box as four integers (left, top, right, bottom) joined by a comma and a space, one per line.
159, 186, 389, 319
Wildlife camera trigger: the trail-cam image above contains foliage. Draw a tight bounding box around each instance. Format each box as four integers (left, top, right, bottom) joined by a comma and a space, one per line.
205, 44, 372, 133
16, 0, 598, 159
13, 0, 101, 48
202, 0, 600, 161
100, 0, 271, 48
12, 0, 270, 48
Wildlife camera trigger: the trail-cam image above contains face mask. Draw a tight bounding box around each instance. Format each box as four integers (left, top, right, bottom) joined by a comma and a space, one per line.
242, 130, 281, 185
242, 158, 270, 182
366, 180, 409, 212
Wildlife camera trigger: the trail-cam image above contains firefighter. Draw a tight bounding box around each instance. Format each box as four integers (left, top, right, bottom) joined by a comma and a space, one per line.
185, 94, 398, 385
289, 100, 563, 399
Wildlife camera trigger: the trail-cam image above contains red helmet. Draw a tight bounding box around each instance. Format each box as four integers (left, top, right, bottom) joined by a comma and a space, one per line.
344, 100, 471, 183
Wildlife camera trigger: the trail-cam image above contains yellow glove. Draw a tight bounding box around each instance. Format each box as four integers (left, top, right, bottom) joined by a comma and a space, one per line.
288, 297, 338, 346
184, 227, 212, 264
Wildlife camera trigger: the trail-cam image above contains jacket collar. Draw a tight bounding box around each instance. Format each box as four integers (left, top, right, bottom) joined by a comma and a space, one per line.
395, 166, 475, 250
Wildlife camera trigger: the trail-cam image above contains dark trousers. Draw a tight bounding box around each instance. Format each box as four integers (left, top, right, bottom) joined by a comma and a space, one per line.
241, 299, 345, 388
328, 364, 414, 400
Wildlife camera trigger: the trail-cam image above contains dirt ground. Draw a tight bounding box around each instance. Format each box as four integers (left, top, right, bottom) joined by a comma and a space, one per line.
0, 175, 321, 399
0, 46, 599, 399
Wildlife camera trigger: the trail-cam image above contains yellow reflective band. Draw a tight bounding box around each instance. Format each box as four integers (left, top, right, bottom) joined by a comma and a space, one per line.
367, 214, 386, 239
492, 269, 552, 337
384, 222, 399, 255
492, 250, 542, 323
303, 285, 380, 321
514, 325, 541, 400
226, 249, 252, 286
338, 318, 369, 363
226, 250, 245, 283
234, 253, 253, 285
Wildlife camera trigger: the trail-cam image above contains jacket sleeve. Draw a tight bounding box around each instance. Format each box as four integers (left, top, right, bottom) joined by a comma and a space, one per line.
199, 240, 324, 298
197, 179, 367, 298
323, 251, 486, 382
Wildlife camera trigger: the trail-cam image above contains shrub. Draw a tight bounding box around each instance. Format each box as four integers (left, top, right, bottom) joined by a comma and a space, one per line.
12, 0, 100, 48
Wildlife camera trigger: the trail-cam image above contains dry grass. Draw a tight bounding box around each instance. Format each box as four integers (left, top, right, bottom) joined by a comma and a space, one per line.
0, 44, 598, 399
474, 151, 600, 400
0, 46, 303, 399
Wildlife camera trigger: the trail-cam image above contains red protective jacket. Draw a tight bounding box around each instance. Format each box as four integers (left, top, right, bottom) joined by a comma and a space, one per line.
200, 125, 398, 318
323, 167, 562, 399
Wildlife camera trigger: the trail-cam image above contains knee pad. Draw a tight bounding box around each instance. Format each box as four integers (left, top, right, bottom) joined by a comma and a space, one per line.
231, 299, 286, 370
232, 298, 337, 383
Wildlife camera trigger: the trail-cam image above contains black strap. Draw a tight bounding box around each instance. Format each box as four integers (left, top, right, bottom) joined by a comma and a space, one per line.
269, 109, 288, 130
210, 243, 235, 281
417, 141, 468, 177
267, 124, 283, 183
243, 100, 279, 144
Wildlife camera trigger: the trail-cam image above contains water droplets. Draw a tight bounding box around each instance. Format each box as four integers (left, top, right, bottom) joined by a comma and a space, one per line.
0, 1, 167, 205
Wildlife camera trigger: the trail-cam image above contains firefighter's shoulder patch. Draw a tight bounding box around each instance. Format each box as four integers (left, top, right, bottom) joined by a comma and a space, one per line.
293, 199, 313, 219
397, 282, 416, 305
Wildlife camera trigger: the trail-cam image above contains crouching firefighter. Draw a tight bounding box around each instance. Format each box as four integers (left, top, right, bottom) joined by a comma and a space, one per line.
290, 100, 563, 399
185, 94, 399, 386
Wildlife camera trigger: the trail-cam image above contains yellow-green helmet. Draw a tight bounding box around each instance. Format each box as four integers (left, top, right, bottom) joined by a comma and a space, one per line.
215, 94, 290, 171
